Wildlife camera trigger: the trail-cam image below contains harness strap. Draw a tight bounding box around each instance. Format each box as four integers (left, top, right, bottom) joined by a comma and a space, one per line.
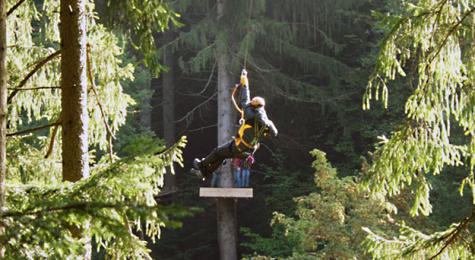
235, 124, 254, 149
234, 116, 267, 151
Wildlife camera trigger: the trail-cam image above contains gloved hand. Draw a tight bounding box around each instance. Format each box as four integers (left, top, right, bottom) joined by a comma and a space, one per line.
246, 155, 255, 166
240, 69, 248, 87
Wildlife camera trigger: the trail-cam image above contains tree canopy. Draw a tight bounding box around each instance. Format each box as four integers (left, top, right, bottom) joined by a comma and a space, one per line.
1, 0, 475, 259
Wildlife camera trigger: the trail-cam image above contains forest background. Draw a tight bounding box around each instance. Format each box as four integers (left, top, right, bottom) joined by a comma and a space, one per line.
0, 0, 474, 259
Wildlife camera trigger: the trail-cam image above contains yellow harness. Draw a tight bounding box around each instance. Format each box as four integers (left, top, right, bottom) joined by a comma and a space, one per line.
235, 124, 254, 149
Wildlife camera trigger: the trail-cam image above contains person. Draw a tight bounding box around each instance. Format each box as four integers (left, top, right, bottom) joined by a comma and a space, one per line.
241, 156, 252, 187
232, 158, 242, 187
191, 70, 278, 180
211, 172, 220, 187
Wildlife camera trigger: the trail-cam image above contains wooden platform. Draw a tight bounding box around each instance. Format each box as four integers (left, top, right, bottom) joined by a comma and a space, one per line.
199, 188, 253, 198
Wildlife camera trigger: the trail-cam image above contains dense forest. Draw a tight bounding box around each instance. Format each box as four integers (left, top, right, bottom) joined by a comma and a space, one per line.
0, 0, 474, 259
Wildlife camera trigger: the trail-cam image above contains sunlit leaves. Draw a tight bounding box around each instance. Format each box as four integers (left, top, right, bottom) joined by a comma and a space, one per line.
245, 150, 398, 259
361, 0, 475, 258
1, 136, 187, 259
7, 0, 135, 177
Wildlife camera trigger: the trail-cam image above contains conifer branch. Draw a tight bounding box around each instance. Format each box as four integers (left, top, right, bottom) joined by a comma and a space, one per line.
428, 6, 475, 65
7, 121, 61, 137
6, 0, 26, 17
428, 209, 475, 260
86, 44, 115, 162
0, 201, 151, 218
7, 50, 61, 104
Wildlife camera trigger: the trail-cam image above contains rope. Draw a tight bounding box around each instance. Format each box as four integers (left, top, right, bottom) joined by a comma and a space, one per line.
231, 84, 245, 125
243, 0, 254, 69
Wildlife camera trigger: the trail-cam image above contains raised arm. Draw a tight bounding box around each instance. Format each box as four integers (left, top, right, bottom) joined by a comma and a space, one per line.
240, 85, 251, 107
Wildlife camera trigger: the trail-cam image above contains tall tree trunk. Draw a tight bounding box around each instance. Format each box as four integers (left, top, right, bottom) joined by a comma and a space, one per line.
60, 0, 90, 258
216, 0, 237, 259
60, 0, 89, 181
162, 29, 176, 190
0, 0, 6, 258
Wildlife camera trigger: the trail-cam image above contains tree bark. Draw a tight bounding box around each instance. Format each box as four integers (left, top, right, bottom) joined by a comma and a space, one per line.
60, 0, 90, 258
216, 0, 237, 259
162, 28, 176, 190
0, 0, 6, 258
60, 0, 89, 181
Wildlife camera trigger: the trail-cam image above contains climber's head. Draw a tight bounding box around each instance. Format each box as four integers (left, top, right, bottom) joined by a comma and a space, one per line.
250, 96, 265, 108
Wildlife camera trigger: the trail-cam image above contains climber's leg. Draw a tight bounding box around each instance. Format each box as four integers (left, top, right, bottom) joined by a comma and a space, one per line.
194, 140, 235, 178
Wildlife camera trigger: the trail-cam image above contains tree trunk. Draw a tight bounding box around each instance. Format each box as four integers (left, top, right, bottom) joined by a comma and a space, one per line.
60, 0, 90, 258
162, 29, 176, 190
60, 0, 89, 181
0, 0, 6, 258
216, 0, 237, 259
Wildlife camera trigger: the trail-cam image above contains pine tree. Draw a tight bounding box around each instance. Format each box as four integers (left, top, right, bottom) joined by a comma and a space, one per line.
215, 1, 238, 259
242, 150, 407, 259
0, 0, 186, 258
162, 28, 177, 191
0, 0, 6, 258
362, 0, 475, 258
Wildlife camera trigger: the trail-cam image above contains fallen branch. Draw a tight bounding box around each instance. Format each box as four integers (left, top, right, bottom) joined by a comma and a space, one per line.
8, 50, 61, 103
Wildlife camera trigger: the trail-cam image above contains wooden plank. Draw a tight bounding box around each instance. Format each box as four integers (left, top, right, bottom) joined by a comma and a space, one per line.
199, 188, 253, 198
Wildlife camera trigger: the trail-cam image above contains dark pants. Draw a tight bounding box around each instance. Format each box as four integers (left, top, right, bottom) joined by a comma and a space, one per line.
199, 140, 249, 178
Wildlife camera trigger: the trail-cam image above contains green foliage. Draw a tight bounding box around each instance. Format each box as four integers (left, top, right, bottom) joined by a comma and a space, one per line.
363, 216, 475, 260
244, 149, 399, 259
361, 0, 475, 258
2, 0, 191, 258
113, 64, 162, 157
166, 0, 367, 99
8, 0, 134, 153
258, 152, 316, 216
1, 137, 188, 259
101, 0, 181, 76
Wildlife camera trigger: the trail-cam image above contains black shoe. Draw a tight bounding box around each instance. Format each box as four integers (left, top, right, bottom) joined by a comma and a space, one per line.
193, 158, 201, 170
190, 168, 204, 179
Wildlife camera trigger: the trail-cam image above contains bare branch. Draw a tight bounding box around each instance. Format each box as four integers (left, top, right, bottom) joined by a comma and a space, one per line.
7, 121, 61, 137
188, 124, 217, 133
174, 92, 217, 124
8, 50, 61, 103
8, 86, 60, 91
45, 119, 61, 158
6, 0, 26, 17
182, 61, 216, 96
86, 44, 114, 162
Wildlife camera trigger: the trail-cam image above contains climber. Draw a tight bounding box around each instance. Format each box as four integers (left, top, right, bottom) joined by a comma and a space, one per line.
191, 70, 278, 180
